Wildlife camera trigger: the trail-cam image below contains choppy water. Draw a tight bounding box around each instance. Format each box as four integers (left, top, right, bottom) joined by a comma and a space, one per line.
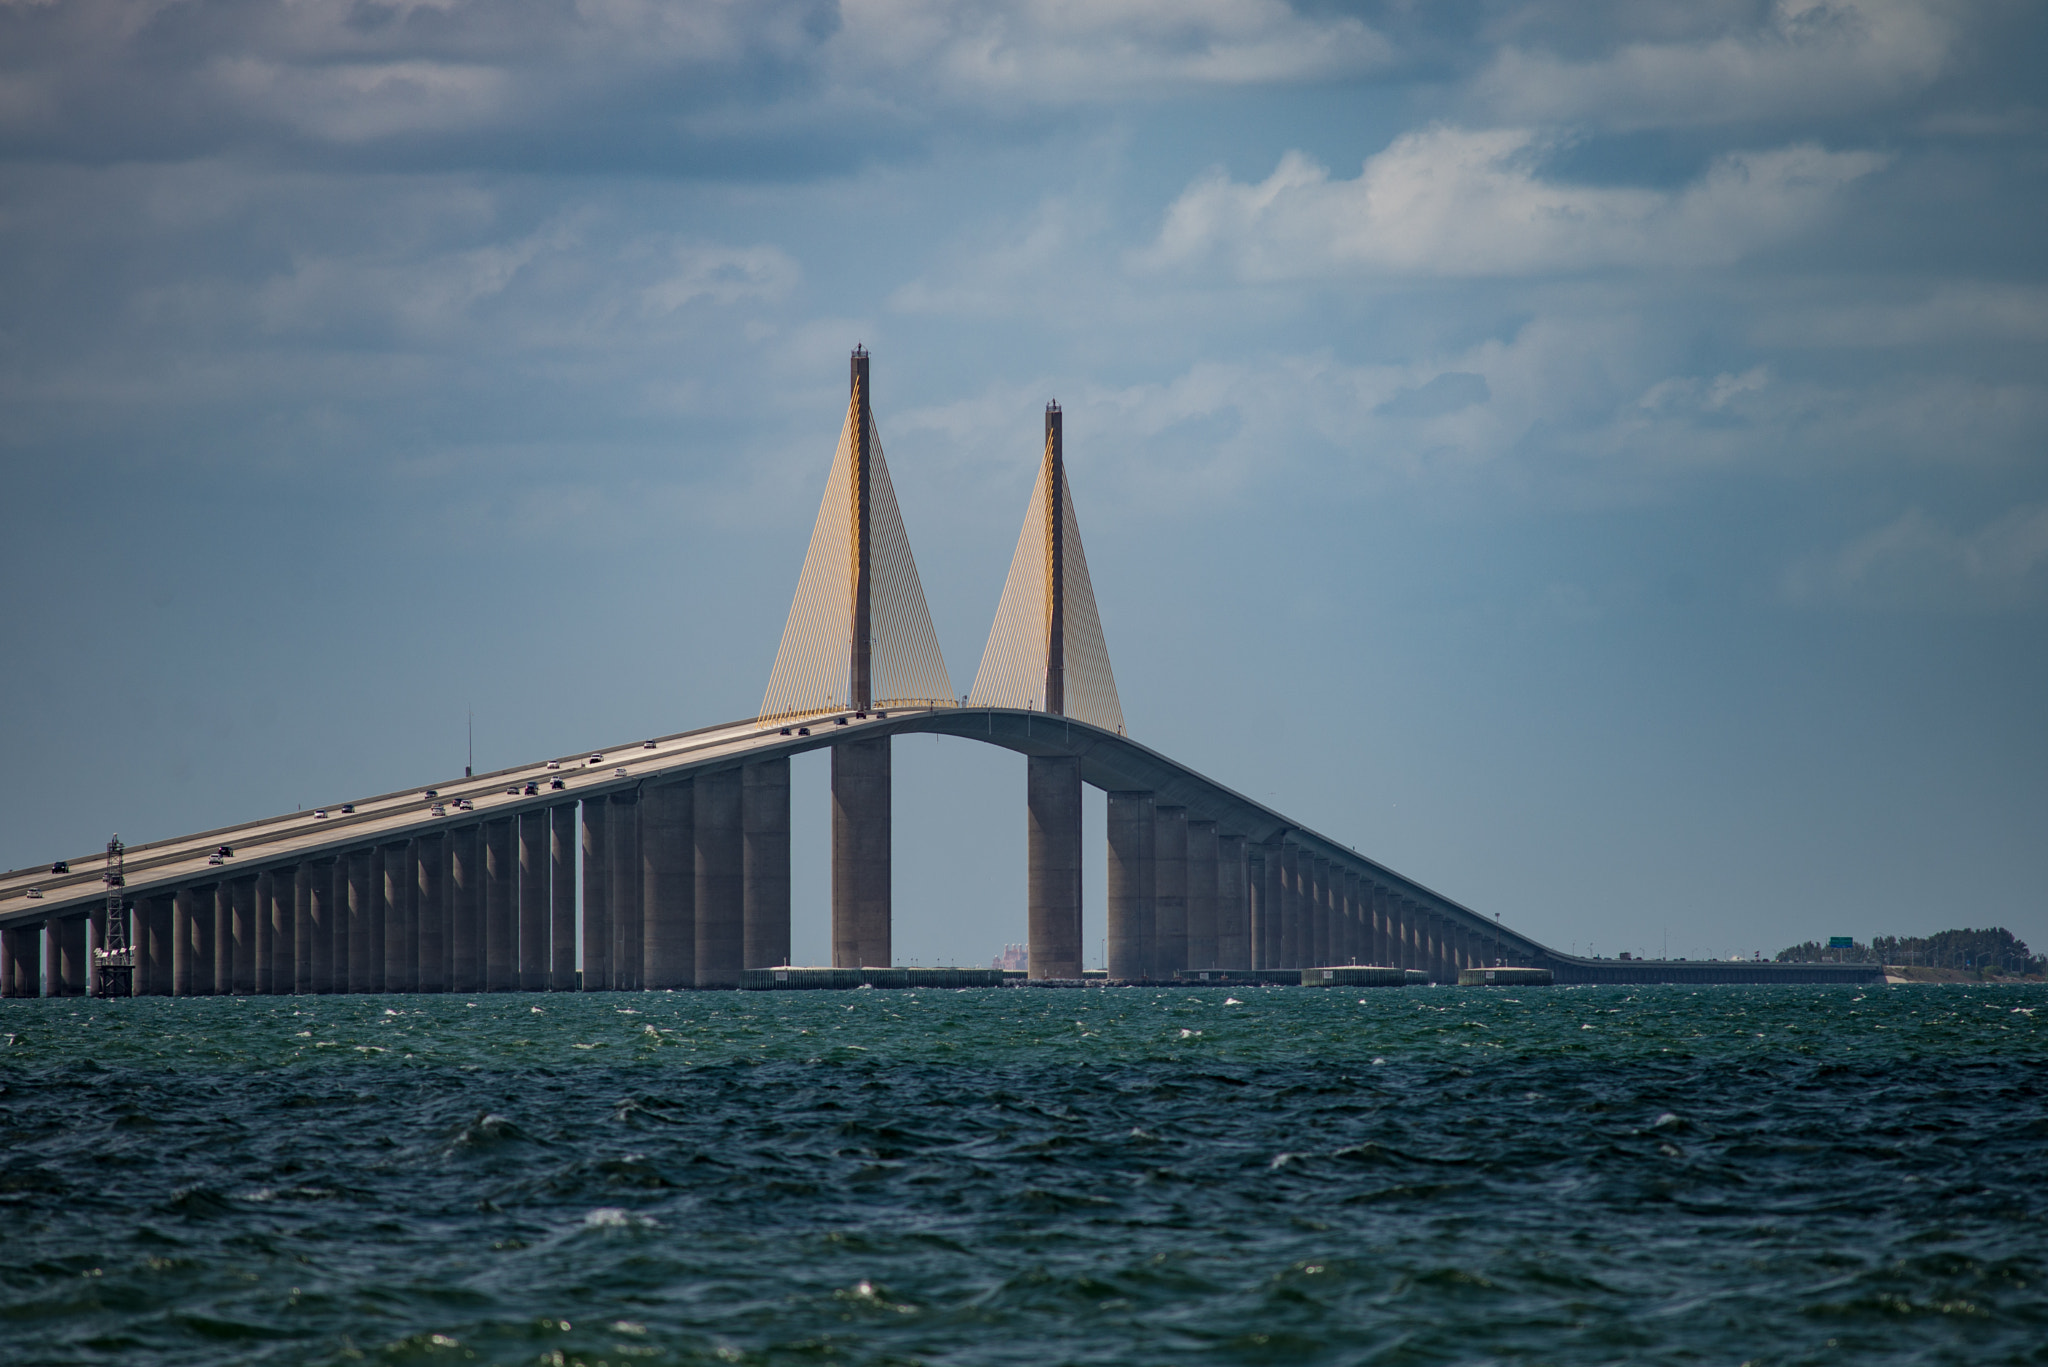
2, 984, 2044, 1366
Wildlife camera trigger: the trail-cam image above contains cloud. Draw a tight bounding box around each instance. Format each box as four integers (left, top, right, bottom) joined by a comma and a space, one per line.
0, 0, 1390, 164
1376, 371, 1491, 420
1751, 284, 2048, 349
1474, 0, 1954, 131
827, 0, 1390, 103
1137, 127, 1887, 280
1784, 504, 2048, 610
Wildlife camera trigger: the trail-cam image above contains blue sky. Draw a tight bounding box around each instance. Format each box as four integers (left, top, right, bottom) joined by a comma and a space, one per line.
3, 0, 2043, 967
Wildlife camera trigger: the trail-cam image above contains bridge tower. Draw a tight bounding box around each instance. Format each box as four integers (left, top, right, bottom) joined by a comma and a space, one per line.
970, 403, 1126, 979
760, 347, 955, 969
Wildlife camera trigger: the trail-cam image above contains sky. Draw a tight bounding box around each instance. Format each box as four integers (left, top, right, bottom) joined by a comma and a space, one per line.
2, 0, 2043, 970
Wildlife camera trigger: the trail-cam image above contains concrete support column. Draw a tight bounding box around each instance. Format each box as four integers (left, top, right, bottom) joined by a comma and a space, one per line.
1105, 791, 1155, 982
605, 796, 641, 992
382, 841, 414, 993
1026, 755, 1082, 981
58, 916, 87, 996
292, 864, 312, 992
1311, 857, 1331, 966
1342, 871, 1361, 964
485, 818, 517, 992
84, 908, 100, 997
4, 925, 27, 997
642, 779, 695, 988
1369, 885, 1389, 966
229, 878, 256, 994
1246, 850, 1266, 970
344, 848, 372, 994
694, 767, 743, 988
1330, 870, 1347, 964
518, 812, 549, 992
549, 804, 576, 990
1186, 819, 1219, 971
251, 874, 273, 996
0, 926, 29, 997
450, 825, 482, 993
135, 894, 168, 995
1153, 806, 1188, 979
485, 811, 520, 996
210, 886, 230, 995
307, 862, 336, 993
831, 737, 891, 969
1261, 841, 1285, 970
742, 761, 790, 971
173, 886, 198, 996
1217, 834, 1249, 969
1278, 844, 1301, 969
278, 866, 301, 993
415, 833, 446, 993
580, 799, 610, 990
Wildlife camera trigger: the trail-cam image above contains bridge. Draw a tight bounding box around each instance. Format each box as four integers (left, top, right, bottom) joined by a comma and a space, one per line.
0, 349, 1880, 997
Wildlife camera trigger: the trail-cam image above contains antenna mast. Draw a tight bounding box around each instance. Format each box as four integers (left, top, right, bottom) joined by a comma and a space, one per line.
94, 834, 132, 997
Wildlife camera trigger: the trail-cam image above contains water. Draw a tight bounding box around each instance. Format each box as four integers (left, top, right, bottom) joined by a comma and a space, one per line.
2, 985, 2043, 1366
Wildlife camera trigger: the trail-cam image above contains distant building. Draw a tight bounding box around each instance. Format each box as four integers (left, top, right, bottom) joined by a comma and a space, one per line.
991, 943, 1028, 971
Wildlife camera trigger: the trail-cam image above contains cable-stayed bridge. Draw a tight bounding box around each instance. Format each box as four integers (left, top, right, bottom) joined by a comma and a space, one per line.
0, 349, 1879, 996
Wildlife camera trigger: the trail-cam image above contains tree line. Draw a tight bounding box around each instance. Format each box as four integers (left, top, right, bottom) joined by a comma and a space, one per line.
1775, 926, 2042, 975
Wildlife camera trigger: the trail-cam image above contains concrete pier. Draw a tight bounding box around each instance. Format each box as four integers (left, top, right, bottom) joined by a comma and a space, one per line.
1027, 755, 1083, 981
1371, 884, 1392, 967
1260, 841, 1284, 970
450, 825, 481, 993
229, 878, 255, 994
344, 848, 371, 993
1106, 790, 1155, 981
1154, 805, 1188, 978
138, 893, 170, 995
383, 840, 415, 992
308, 861, 336, 993
291, 863, 312, 992
51, 915, 86, 996
695, 766, 743, 988
1217, 833, 1249, 969
1186, 818, 1218, 971
416, 833, 446, 992
1343, 870, 1361, 964
485, 818, 517, 992
642, 779, 694, 988
549, 804, 575, 990
209, 884, 231, 996
1278, 843, 1301, 969
1310, 856, 1330, 967
743, 759, 790, 971
173, 885, 197, 996
832, 736, 891, 970
518, 812, 549, 991
580, 798, 609, 990
603, 796, 639, 992
280, 865, 302, 993
0, 925, 31, 996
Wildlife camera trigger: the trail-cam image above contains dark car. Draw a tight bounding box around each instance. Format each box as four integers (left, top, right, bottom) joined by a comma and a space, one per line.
216, 844, 234, 858
549, 778, 565, 790
50, 860, 68, 874
523, 783, 539, 795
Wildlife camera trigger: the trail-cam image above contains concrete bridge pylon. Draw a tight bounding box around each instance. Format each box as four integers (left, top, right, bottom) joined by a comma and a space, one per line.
759, 348, 955, 970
